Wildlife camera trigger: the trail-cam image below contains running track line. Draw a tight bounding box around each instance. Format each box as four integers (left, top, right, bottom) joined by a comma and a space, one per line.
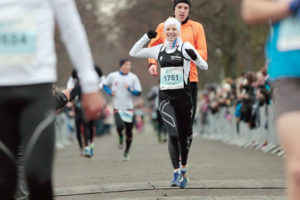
54, 179, 285, 197
105, 197, 285, 200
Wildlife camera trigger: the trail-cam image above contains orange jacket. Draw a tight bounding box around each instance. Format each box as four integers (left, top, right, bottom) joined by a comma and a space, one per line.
148, 19, 207, 82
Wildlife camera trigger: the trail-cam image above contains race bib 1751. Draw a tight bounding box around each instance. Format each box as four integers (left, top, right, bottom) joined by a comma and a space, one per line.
0, 18, 37, 65
277, 16, 300, 51
160, 67, 184, 90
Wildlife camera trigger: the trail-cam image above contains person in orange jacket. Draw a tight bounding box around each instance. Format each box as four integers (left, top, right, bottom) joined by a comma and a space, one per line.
148, 0, 207, 146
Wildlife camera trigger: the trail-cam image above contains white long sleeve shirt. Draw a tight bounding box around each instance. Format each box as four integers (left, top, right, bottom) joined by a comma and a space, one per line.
102, 71, 142, 110
0, 0, 99, 93
129, 34, 208, 84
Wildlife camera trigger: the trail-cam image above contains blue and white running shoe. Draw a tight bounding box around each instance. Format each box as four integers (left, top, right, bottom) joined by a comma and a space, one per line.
89, 144, 94, 157
170, 171, 181, 187
123, 151, 130, 161
84, 147, 92, 158
179, 169, 188, 188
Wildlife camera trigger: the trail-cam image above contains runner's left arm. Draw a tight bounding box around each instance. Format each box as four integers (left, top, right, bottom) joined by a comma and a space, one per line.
52, 0, 99, 94
183, 42, 208, 70
128, 75, 142, 96
53, 0, 105, 120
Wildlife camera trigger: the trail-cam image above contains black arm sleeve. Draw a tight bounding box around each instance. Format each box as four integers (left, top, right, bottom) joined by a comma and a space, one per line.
55, 92, 68, 110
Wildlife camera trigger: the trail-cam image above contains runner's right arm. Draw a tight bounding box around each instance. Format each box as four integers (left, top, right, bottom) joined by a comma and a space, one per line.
147, 23, 164, 67
102, 73, 115, 97
129, 34, 161, 59
193, 22, 208, 61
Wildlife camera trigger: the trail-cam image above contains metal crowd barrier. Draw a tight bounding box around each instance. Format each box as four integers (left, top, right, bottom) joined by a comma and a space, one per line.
195, 104, 284, 156
55, 112, 76, 149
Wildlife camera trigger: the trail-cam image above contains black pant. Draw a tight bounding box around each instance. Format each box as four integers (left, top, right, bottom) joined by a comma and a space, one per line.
159, 96, 192, 169
75, 110, 83, 149
83, 120, 95, 146
114, 112, 134, 153
0, 84, 55, 200
190, 82, 198, 134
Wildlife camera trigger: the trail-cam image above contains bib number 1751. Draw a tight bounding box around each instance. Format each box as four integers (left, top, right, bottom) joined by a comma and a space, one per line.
160, 67, 184, 90
163, 74, 179, 82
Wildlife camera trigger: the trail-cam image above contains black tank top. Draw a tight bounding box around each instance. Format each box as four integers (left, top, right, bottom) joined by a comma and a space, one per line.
158, 44, 191, 100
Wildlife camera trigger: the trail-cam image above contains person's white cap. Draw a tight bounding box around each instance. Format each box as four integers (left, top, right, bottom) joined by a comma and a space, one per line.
164, 17, 181, 34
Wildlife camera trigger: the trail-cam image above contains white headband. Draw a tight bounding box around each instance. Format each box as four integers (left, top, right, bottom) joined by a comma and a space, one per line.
164, 17, 181, 34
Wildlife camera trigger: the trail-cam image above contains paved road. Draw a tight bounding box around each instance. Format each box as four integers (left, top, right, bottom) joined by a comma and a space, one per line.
54, 125, 286, 200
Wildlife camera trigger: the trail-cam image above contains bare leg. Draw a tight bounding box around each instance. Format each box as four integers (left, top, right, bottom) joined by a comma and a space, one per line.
276, 112, 300, 200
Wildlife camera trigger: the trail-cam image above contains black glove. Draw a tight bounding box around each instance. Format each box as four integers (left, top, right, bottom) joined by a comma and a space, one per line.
289, 0, 300, 14
147, 30, 157, 39
185, 49, 197, 60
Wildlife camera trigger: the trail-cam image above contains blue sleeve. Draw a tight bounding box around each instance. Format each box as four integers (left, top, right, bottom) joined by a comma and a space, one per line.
128, 87, 141, 96
103, 85, 112, 96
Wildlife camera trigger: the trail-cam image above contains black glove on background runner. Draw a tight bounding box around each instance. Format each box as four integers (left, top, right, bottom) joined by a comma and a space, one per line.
185, 49, 197, 60
147, 30, 157, 39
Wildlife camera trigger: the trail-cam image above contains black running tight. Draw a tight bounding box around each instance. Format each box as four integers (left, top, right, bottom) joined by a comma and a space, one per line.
0, 84, 55, 200
114, 112, 134, 152
158, 97, 192, 169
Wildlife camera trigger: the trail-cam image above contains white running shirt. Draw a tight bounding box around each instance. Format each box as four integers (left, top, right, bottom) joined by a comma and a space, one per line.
0, 0, 99, 93
103, 71, 142, 110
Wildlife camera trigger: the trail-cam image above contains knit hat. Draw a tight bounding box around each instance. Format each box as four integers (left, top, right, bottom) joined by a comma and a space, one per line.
173, 0, 191, 10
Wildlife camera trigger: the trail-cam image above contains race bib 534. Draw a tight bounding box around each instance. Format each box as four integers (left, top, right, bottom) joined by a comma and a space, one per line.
0, 18, 37, 65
